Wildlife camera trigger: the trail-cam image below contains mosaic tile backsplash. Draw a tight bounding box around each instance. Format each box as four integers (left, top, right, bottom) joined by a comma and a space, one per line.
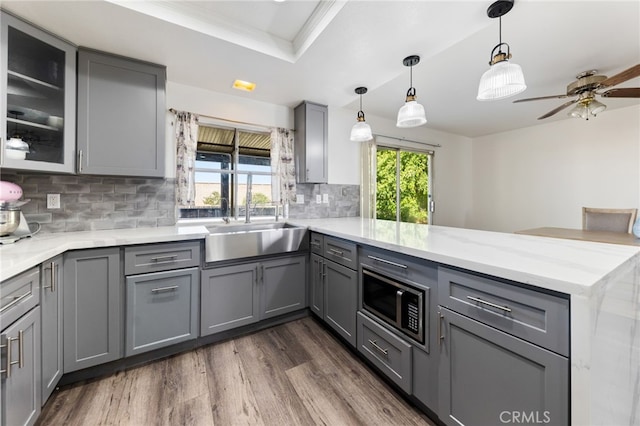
289, 184, 360, 219
1, 172, 176, 234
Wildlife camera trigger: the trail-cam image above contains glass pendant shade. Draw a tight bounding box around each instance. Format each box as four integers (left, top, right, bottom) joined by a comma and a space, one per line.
350, 120, 373, 141
477, 60, 526, 101
397, 100, 427, 128
568, 102, 588, 119
589, 99, 606, 116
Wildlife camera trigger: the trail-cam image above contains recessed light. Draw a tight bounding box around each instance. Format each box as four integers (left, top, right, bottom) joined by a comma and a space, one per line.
232, 80, 256, 92
274, 0, 286, 3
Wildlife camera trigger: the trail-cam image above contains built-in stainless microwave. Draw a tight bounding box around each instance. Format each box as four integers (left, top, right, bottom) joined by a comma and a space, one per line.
361, 267, 424, 344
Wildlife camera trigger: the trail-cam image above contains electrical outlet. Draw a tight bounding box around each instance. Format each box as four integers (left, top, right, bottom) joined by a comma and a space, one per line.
315, 194, 322, 204
47, 193, 61, 209
296, 194, 304, 204
322, 193, 329, 204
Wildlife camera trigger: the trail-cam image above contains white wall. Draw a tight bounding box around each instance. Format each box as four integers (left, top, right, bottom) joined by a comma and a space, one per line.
469, 105, 640, 233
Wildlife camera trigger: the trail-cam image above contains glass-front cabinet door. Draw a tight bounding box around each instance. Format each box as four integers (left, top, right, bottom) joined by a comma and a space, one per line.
1, 11, 76, 173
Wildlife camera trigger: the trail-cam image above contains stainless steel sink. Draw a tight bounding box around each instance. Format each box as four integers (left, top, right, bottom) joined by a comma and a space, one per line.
205, 222, 308, 263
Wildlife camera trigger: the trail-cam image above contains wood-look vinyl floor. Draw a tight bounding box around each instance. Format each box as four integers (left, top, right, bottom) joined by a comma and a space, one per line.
36, 317, 435, 426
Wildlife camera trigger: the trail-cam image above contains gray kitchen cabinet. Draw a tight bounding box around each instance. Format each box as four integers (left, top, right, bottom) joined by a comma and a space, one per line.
201, 263, 260, 336
309, 253, 324, 318
1, 306, 41, 426
294, 101, 328, 183
125, 268, 199, 356
310, 234, 358, 347
357, 312, 412, 394
1, 11, 76, 173
437, 266, 570, 426
260, 255, 306, 320
77, 47, 165, 177
63, 248, 122, 373
1, 267, 41, 426
201, 254, 307, 337
40, 255, 63, 404
324, 258, 357, 347
437, 307, 568, 426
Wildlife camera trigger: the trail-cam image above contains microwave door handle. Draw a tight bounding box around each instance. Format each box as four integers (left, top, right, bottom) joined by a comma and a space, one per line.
396, 289, 404, 327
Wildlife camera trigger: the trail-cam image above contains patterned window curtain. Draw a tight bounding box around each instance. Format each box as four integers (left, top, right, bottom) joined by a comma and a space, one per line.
175, 111, 199, 207
360, 138, 377, 219
270, 128, 296, 204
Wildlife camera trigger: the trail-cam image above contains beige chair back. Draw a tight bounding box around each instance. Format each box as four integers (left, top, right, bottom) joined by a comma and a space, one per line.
582, 207, 638, 233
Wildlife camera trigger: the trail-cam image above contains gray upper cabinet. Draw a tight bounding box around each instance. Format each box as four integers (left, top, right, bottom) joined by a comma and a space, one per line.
294, 101, 328, 184
77, 48, 165, 177
40, 255, 63, 404
1, 11, 76, 173
63, 248, 122, 373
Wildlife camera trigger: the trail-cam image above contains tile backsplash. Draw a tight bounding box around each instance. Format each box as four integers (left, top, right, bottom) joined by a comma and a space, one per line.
1, 172, 176, 234
289, 184, 360, 219
0, 172, 358, 234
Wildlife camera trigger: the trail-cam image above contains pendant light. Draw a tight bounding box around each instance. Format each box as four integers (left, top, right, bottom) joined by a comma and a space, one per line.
477, 0, 526, 101
350, 87, 373, 141
396, 55, 427, 128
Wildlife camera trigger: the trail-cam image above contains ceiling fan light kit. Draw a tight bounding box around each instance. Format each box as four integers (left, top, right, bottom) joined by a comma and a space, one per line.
513, 65, 640, 120
477, 0, 527, 101
397, 55, 427, 128
350, 86, 373, 142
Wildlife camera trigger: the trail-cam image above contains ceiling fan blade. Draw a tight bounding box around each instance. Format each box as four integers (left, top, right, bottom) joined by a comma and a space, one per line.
513, 94, 568, 103
537, 99, 578, 120
601, 87, 640, 98
599, 64, 640, 88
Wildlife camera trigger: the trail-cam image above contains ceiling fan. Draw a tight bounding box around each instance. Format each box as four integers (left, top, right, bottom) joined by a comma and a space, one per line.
513, 64, 640, 120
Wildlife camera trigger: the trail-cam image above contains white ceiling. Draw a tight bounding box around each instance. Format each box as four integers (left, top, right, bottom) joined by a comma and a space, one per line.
3, 0, 639, 138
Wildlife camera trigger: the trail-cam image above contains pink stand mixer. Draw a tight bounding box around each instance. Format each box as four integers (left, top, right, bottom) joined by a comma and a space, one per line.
0, 180, 40, 243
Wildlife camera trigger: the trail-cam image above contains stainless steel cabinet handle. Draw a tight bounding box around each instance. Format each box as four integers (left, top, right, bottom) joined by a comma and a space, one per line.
77, 150, 83, 173
466, 296, 512, 313
438, 312, 445, 348
0, 291, 32, 314
0, 335, 11, 378
368, 339, 389, 356
150, 285, 179, 293
150, 255, 178, 263
45, 262, 56, 292
310, 241, 321, 248
367, 255, 408, 270
328, 248, 344, 256
322, 261, 326, 278
0, 332, 22, 378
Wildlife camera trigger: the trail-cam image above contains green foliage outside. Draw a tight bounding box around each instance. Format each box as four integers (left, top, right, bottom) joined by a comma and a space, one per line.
202, 191, 221, 206
376, 149, 429, 224
242, 192, 271, 206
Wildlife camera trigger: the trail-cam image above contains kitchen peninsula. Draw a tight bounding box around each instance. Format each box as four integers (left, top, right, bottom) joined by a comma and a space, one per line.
1, 217, 638, 425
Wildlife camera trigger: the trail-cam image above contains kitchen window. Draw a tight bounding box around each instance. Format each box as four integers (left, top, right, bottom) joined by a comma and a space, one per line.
375, 146, 433, 224
179, 125, 275, 219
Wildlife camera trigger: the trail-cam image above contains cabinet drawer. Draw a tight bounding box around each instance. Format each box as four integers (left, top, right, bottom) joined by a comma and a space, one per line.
309, 232, 324, 255
359, 245, 437, 290
1, 267, 40, 328
438, 267, 569, 356
323, 236, 357, 270
124, 241, 201, 275
357, 312, 412, 394
125, 267, 199, 356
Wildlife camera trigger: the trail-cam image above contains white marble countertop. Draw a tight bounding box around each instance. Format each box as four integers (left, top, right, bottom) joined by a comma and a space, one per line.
0, 225, 209, 282
2, 217, 638, 297
289, 217, 640, 296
